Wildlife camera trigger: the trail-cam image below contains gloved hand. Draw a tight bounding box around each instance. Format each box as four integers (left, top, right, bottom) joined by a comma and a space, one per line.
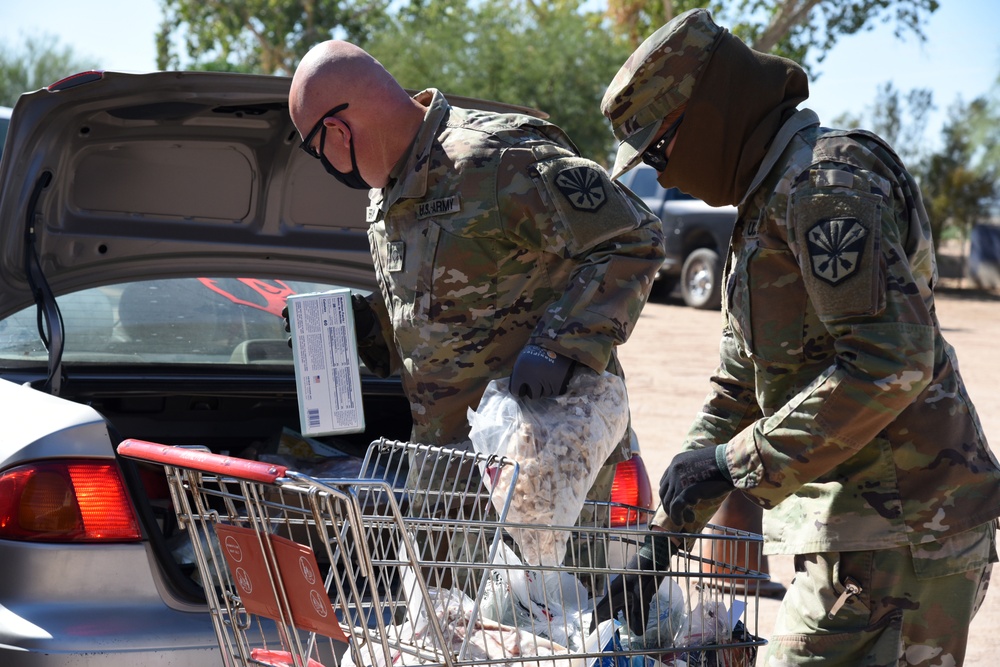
509, 344, 575, 399
659, 445, 734, 525
592, 532, 675, 635
281, 305, 292, 348
349, 292, 379, 343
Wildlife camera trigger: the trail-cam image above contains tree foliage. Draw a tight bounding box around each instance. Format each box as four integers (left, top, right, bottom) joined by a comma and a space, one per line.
831, 81, 932, 169
366, 0, 632, 163
965, 70, 1000, 189
156, 0, 391, 74
0, 34, 97, 107
921, 97, 999, 247
831, 77, 998, 250
606, 0, 939, 71
150, 0, 944, 161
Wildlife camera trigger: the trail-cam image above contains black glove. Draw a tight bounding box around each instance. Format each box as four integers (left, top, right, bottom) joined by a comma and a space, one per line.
281, 305, 292, 348
349, 292, 379, 343
592, 532, 674, 635
659, 445, 734, 525
509, 344, 575, 399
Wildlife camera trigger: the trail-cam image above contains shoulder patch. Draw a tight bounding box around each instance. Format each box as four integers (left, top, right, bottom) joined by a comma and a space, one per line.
806, 217, 868, 285
532, 156, 642, 255
554, 165, 607, 212
791, 187, 884, 319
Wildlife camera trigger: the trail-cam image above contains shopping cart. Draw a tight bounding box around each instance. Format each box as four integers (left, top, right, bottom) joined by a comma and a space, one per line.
117, 437, 767, 667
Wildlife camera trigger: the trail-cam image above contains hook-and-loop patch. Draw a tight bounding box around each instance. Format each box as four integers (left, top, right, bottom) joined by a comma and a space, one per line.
792, 186, 883, 319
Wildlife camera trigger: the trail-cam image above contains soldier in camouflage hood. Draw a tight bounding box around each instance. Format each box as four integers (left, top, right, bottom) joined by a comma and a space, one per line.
288, 42, 664, 499
599, 8, 1000, 665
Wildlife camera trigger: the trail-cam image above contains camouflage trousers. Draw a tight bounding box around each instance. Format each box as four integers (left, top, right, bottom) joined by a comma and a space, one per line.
764, 521, 997, 666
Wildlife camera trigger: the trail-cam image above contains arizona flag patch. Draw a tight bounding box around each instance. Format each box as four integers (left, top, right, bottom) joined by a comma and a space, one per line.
806, 217, 867, 285
554, 166, 607, 211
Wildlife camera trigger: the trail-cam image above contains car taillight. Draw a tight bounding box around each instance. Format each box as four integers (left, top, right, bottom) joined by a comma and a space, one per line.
0, 460, 141, 542
609, 456, 654, 527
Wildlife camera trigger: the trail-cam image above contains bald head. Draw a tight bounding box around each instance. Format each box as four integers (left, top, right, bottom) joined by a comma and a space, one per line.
291, 41, 395, 126
290, 41, 425, 188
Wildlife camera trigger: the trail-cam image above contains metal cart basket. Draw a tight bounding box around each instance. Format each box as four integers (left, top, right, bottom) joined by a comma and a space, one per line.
117, 437, 767, 667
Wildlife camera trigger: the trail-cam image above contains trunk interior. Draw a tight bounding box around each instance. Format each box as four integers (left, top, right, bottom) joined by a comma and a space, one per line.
68, 370, 413, 603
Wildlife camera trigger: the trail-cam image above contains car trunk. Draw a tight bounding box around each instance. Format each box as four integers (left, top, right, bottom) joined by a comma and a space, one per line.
82, 368, 414, 602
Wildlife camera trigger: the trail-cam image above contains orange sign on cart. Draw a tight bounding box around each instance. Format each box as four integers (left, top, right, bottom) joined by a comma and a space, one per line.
214, 524, 348, 642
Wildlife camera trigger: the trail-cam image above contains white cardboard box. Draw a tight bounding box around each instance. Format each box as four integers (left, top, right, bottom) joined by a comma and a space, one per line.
286, 290, 365, 436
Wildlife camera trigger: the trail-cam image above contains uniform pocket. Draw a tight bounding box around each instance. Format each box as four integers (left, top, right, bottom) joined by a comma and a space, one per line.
766, 551, 901, 666
428, 224, 497, 333
730, 238, 806, 365
766, 613, 902, 666
746, 244, 807, 364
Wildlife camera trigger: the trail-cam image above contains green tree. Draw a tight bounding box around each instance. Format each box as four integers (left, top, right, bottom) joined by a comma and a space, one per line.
367, 0, 632, 163
831, 81, 933, 169
964, 69, 1000, 191
0, 34, 98, 107
921, 98, 998, 251
605, 0, 938, 70
156, 0, 391, 74
152, 0, 942, 162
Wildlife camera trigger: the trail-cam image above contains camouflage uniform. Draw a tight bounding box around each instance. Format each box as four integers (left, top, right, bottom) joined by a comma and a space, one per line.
678, 114, 1000, 665
357, 87, 664, 457
603, 9, 1000, 665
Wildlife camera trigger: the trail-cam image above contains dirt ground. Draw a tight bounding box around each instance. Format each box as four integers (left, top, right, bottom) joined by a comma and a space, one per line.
615, 277, 1000, 664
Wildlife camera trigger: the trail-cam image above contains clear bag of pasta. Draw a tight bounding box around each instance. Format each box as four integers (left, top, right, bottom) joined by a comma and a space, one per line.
468, 369, 629, 566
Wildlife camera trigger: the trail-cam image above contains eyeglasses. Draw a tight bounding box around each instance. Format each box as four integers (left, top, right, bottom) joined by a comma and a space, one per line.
299, 103, 349, 159
640, 113, 685, 172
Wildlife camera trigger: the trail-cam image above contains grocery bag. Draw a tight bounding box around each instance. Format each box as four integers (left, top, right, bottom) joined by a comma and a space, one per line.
468, 369, 628, 566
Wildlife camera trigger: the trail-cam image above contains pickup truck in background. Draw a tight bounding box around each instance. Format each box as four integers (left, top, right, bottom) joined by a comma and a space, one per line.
620, 164, 737, 309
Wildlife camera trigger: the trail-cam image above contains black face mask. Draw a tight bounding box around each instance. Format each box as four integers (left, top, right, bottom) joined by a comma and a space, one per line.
319, 131, 371, 190
300, 102, 372, 190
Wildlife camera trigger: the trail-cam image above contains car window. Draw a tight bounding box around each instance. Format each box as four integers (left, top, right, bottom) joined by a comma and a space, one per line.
624, 165, 696, 202
625, 166, 663, 199
0, 278, 354, 365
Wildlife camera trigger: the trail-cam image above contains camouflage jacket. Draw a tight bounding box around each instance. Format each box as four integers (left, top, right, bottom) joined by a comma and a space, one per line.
656, 109, 1000, 554
357, 89, 664, 448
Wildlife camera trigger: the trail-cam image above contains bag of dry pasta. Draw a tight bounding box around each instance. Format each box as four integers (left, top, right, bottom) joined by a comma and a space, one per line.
467, 369, 629, 566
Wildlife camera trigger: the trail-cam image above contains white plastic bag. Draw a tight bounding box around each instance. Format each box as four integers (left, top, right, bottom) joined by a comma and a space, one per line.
642, 576, 686, 648
343, 582, 581, 667
672, 592, 735, 667
467, 370, 629, 566
481, 542, 590, 650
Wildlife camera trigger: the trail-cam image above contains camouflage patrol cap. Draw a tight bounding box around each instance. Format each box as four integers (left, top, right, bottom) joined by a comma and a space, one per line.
602, 8, 724, 180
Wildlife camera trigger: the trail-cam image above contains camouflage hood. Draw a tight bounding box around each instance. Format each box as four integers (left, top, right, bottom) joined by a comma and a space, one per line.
659, 26, 809, 206
602, 9, 724, 180
602, 8, 809, 206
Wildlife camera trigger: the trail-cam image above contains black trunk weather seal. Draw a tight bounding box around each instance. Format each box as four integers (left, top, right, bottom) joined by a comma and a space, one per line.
22, 170, 65, 395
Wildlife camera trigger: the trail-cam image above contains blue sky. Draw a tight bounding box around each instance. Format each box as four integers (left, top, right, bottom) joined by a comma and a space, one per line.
2, 0, 998, 149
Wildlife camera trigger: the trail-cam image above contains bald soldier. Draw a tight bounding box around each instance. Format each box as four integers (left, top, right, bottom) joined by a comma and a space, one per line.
595, 9, 1000, 666
288, 42, 664, 500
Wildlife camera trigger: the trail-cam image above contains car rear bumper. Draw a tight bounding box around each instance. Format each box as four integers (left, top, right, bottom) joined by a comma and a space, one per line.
0, 627, 220, 667
0, 540, 221, 667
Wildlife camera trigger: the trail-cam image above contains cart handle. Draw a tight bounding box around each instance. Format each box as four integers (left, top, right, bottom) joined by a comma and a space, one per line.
117, 439, 288, 484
